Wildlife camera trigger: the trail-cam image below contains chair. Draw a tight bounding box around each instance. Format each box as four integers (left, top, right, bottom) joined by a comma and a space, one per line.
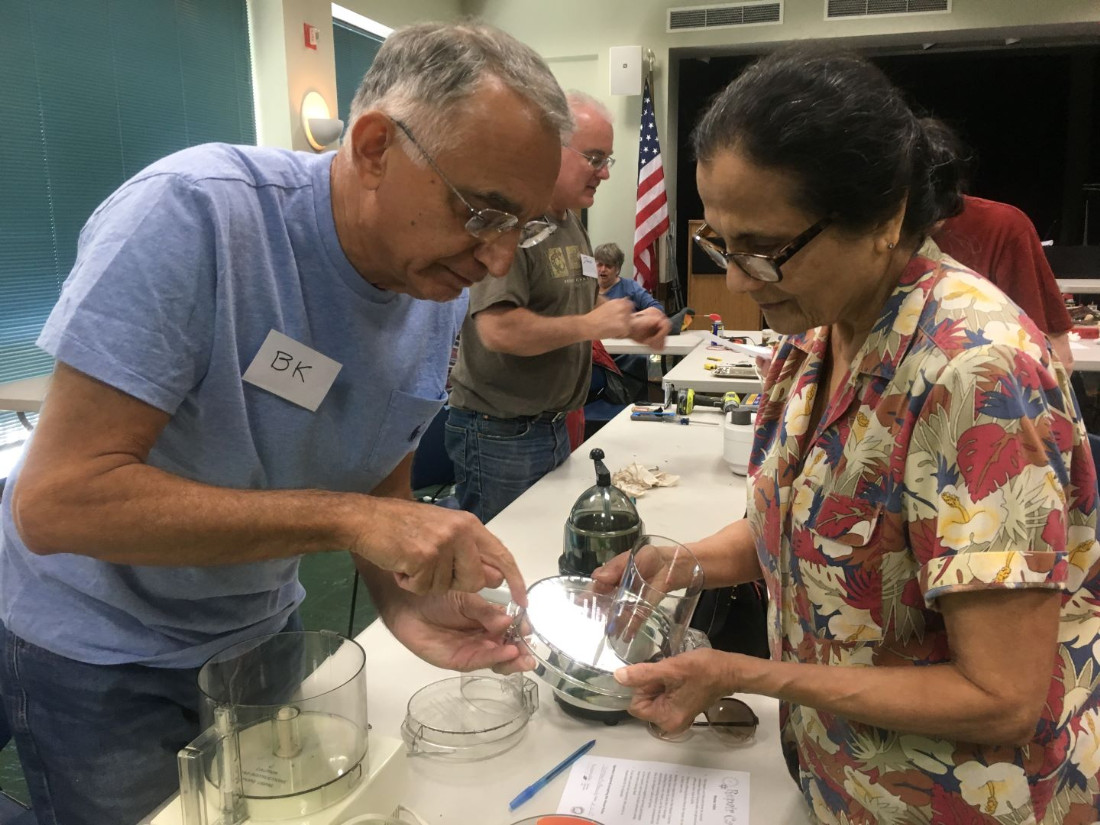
583, 366, 630, 440
0, 791, 36, 825
668, 306, 696, 335
1088, 434, 1100, 481
1072, 373, 1100, 433
610, 354, 651, 403
410, 407, 455, 498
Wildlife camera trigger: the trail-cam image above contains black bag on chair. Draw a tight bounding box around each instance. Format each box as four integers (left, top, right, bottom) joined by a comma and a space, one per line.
588, 365, 644, 407
690, 580, 770, 659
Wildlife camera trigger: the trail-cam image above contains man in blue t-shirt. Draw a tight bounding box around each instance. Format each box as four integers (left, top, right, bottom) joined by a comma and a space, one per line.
0, 22, 570, 824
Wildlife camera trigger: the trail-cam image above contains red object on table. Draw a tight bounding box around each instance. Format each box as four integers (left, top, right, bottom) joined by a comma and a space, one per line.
1074, 326, 1100, 339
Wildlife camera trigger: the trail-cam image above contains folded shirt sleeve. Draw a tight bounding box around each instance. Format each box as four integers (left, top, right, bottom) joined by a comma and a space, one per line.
905, 342, 1086, 607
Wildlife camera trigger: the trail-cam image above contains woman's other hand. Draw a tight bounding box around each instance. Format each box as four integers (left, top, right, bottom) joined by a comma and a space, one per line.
615, 648, 747, 735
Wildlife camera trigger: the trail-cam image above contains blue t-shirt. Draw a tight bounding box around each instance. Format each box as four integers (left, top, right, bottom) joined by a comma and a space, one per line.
603, 277, 664, 313
0, 144, 467, 667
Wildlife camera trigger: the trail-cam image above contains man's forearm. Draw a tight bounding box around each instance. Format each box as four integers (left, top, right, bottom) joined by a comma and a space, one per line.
477, 306, 592, 356
15, 445, 422, 568
352, 457, 415, 618
13, 460, 370, 565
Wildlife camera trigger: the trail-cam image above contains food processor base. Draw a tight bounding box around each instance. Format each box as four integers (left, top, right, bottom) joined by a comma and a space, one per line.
552, 691, 630, 726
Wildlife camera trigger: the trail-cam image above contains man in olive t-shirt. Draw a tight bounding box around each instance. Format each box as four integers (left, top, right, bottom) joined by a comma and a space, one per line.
446, 92, 669, 522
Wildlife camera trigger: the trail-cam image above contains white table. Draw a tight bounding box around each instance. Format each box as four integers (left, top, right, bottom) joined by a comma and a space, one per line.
0, 375, 49, 415
144, 406, 810, 824
601, 329, 708, 356
1070, 337, 1100, 372
354, 405, 809, 824
1058, 279, 1100, 295
0, 374, 49, 432
662, 330, 765, 395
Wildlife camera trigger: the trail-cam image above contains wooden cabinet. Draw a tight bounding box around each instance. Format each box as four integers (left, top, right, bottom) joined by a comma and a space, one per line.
686, 220, 762, 330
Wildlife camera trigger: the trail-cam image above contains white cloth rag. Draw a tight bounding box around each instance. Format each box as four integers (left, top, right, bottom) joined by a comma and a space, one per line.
612, 462, 680, 497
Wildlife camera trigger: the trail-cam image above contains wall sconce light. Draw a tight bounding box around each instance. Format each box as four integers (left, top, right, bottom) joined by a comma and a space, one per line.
301, 91, 343, 151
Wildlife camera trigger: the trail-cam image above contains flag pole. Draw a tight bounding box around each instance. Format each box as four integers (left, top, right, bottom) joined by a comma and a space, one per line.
646, 60, 683, 312
632, 59, 671, 301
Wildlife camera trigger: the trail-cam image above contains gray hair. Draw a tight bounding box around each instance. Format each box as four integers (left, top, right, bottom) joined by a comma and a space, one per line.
593, 242, 624, 270
565, 90, 612, 125
348, 21, 572, 156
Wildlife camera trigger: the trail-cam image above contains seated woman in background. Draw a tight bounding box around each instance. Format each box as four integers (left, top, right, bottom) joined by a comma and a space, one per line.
592, 242, 665, 398
600, 45, 1100, 824
594, 242, 664, 312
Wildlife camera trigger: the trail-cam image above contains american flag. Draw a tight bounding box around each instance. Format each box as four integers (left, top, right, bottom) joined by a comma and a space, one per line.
632, 78, 670, 294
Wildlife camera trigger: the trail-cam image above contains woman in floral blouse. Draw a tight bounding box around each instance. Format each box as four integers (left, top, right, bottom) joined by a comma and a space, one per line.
600, 47, 1100, 824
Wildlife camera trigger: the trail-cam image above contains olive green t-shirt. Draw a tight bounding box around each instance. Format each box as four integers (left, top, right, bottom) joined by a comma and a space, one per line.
448, 211, 596, 418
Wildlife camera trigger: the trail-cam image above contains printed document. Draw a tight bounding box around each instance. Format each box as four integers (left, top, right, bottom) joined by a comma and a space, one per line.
557, 755, 749, 825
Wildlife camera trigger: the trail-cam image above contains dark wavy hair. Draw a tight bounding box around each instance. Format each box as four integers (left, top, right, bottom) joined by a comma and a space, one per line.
691, 45, 967, 239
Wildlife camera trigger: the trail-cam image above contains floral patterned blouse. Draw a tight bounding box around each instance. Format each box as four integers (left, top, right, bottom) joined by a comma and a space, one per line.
747, 253, 1100, 824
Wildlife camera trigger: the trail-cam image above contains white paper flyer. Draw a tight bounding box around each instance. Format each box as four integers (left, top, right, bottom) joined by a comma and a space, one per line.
557, 755, 750, 825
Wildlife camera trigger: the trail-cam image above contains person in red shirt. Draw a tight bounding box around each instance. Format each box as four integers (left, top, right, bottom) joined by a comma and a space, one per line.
934, 195, 1074, 372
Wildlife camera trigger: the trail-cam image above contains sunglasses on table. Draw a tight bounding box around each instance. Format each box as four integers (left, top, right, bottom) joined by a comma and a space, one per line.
648, 696, 760, 745
693, 216, 833, 283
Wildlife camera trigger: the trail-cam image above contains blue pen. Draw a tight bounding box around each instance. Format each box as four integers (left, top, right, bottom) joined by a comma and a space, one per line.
507, 738, 597, 811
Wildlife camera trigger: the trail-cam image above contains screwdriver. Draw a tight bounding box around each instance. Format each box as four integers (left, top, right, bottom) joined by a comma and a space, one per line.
630, 410, 719, 426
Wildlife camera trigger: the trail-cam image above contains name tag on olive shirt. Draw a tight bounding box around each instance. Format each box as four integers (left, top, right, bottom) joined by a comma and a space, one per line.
242, 330, 342, 411
581, 254, 598, 278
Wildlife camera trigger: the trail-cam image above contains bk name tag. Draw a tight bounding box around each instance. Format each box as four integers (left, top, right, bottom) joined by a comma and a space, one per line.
242, 330, 342, 412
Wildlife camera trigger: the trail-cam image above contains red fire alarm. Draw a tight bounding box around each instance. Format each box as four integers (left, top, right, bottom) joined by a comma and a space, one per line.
303, 23, 319, 50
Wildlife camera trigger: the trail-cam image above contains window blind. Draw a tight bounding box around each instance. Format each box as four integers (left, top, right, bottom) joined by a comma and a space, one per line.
0, 0, 255, 452
333, 20, 385, 125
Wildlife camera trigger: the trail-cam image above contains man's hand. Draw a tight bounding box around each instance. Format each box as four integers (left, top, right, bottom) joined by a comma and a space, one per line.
586, 298, 635, 338
349, 498, 526, 606
628, 307, 670, 351
615, 648, 741, 734
382, 590, 534, 672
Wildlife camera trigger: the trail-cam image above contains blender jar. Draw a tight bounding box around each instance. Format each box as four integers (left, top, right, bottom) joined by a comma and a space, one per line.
178, 629, 368, 824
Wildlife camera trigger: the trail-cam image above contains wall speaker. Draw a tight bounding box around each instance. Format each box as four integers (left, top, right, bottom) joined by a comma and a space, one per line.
609, 45, 644, 96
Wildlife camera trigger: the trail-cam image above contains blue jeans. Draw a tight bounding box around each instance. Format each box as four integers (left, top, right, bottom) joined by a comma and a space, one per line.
0, 614, 302, 825
445, 407, 572, 523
